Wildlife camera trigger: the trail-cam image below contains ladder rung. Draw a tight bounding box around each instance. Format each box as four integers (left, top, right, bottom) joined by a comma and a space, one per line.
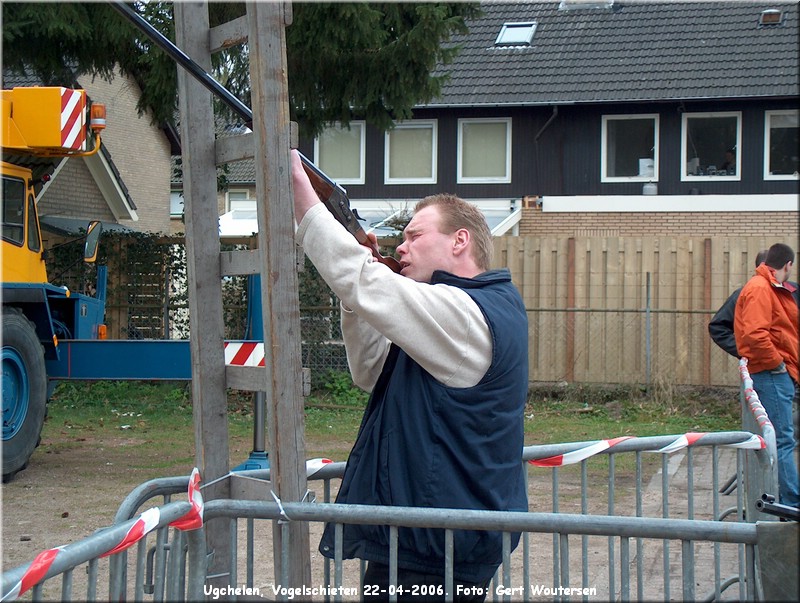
209, 14, 249, 52
225, 365, 267, 391
216, 132, 254, 165
215, 122, 298, 166
220, 250, 261, 276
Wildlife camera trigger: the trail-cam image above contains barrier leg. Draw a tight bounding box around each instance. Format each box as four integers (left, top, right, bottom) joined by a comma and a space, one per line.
185, 528, 208, 601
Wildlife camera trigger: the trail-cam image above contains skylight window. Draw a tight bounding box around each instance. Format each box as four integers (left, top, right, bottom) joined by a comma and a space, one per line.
495, 22, 537, 47
559, 0, 614, 9
759, 9, 785, 26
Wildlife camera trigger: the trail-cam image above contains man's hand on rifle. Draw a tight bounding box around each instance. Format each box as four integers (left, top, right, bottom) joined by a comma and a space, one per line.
290, 149, 402, 272
290, 149, 320, 224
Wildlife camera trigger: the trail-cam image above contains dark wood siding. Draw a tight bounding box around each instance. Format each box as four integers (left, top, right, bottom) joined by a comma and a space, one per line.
298, 99, 798, 202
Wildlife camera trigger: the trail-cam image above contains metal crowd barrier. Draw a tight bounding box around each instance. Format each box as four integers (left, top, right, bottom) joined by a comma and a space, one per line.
3, 429, 771, 601
0, 501, 200, 602
201, 498, 758, 602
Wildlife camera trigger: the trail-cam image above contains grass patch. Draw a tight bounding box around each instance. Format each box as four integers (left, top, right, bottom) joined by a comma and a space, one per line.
524, 382, 739, 444
49, 380, 193, 432
43, 376, 741, 472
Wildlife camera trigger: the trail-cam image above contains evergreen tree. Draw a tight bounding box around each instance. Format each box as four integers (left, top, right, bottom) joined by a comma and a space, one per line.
2, 2, 480, 136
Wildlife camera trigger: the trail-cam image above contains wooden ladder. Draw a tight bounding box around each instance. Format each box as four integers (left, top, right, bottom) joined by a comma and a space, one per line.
174, 0, 310, 588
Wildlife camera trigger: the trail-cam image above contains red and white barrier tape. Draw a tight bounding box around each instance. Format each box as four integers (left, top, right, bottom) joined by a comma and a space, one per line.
529, 432, 764, 467
723, 433, 765, 449
169, 467, 204, 531
3, 468, 204, 601
738, 358, 775, 432
531, 436, 633, 467
656, 432, 707, 454
306, 457, 334, 477
100, 507, 161, 558
2, 547, 63, 602
101, 467, 204, 557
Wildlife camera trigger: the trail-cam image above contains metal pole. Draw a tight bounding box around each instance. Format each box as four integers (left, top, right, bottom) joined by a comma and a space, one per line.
163, 263, 171, 339
253, 391, 266, 453
645, 272, 652, 388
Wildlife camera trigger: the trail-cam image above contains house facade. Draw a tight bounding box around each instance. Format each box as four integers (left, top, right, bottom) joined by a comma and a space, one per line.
291, 0, 798, 240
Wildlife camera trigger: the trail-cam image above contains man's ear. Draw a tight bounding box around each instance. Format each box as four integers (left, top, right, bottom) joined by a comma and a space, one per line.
452, 228, 470, 256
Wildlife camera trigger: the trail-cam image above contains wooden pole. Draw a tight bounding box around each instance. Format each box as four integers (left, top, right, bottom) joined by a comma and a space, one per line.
247, 0, 311, 587
174, 1, 232, 588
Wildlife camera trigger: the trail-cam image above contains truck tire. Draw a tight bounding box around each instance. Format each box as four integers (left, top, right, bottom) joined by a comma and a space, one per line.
2, 308, 47, 482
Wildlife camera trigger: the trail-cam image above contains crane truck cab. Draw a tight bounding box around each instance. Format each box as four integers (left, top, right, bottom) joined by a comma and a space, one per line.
2, 86, 106, 481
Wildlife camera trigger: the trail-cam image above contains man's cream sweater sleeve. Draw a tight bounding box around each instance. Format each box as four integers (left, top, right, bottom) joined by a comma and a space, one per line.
296, 204, 492, 391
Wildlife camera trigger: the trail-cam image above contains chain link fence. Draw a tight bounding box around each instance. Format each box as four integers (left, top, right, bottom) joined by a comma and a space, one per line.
298, 305, 736, 390
527, 307, 738, 388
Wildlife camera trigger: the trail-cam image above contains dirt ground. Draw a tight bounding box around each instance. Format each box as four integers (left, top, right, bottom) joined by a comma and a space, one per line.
2, 424, 748, 601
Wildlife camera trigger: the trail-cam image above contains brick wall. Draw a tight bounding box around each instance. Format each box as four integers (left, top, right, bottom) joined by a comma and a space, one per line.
520, 207, 800, 241
80, 71, 173, 234
38, 159, 116, 222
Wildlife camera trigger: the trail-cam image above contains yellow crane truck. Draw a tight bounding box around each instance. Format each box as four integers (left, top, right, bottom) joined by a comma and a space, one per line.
2, 86, 106, 481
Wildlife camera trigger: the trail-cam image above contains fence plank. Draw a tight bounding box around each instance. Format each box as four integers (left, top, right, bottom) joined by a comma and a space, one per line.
675, 239, 692, 383
605, 237, 622, 379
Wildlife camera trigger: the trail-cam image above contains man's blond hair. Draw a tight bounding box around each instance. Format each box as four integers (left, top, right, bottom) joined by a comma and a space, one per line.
415, 194, 492, 271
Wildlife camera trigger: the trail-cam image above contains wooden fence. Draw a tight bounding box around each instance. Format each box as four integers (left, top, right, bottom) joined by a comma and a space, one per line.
494, 235, 787, 388
78, 234, 794, 388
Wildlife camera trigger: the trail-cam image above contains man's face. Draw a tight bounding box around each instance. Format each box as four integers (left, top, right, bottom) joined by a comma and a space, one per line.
396, 206, 456, 283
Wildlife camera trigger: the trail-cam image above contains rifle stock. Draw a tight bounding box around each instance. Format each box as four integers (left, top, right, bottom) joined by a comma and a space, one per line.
298, 152, 401, 273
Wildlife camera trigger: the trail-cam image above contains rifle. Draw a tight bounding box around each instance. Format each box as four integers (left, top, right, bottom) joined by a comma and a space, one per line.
756, 494, 800, 521
297, 152, 402, 273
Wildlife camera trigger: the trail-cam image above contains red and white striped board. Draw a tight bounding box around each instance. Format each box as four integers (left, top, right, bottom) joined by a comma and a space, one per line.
224, 341, 266, 367
59, 88, 86, 150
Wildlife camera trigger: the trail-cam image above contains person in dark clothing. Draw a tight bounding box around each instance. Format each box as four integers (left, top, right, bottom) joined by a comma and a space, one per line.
291, 149, 529, 602
720, 148, 737, 174
708, 250, 769, 358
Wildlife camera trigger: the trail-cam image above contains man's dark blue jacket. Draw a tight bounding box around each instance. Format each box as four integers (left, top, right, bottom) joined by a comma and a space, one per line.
319, 269, 529, 583
709, 280, 800, 357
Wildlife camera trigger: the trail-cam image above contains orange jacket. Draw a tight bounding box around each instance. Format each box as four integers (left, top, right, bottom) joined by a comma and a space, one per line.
734, 264, 799, 383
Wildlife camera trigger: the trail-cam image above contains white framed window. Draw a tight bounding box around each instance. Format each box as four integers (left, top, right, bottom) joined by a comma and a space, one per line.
457, 118, 512, 184
314, 121, 366, 185
170, 191, 184, 217
227, 189, 256, 212
764, 110, 799, 180
681, 111, 742, 181
384, 120, 437, 184
601, 114, 659, 182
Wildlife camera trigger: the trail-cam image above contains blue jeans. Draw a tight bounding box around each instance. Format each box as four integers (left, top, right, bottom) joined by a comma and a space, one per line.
751, 369, 799, 508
